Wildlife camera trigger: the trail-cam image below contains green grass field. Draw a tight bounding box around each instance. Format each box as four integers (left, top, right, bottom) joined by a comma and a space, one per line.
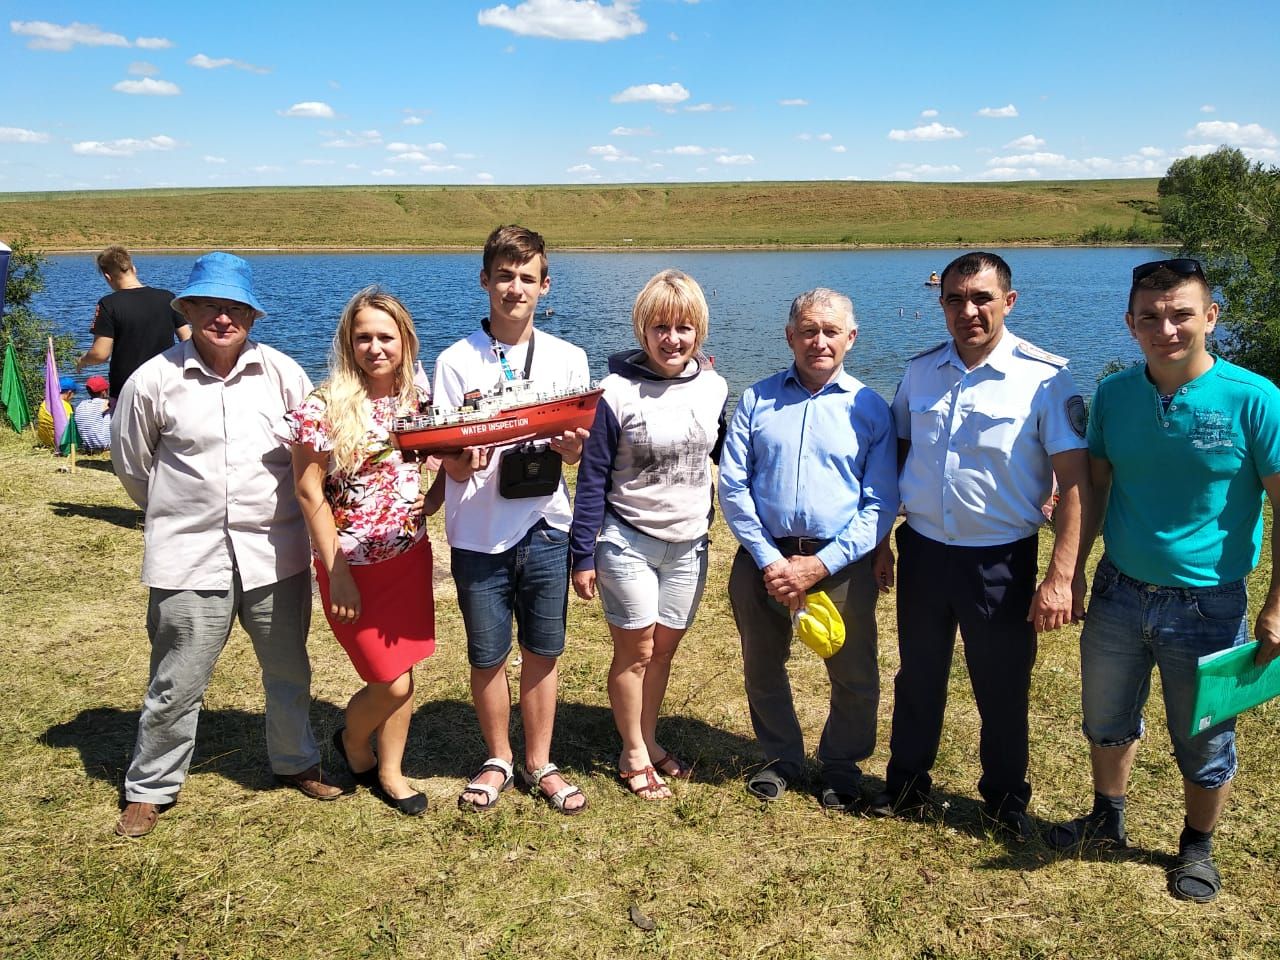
4, 426, 1278, 959
0, 179, 1162, 251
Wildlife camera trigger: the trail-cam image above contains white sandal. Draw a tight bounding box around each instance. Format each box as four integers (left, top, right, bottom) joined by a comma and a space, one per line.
521, 762, 588, 816
457, 757, 514, 812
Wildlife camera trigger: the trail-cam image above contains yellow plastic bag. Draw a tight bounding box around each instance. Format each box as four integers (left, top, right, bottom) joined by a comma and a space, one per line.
793, 590, 845, 659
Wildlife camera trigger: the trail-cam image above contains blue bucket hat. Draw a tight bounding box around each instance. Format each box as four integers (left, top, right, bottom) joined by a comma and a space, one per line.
172, 252, 267, 319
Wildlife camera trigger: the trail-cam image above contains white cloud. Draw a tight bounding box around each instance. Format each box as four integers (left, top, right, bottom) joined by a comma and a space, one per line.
389, 152, 430, 162
134, 37, 171, 49
920, 108, 938, 118
796, 133, 811, 141
662, 144, 711, 155
0, 127, 51, 144
611, 82, 689, 105
323, 129, 383, 148
611, 125, 653, 136
403, 116, 424, 126
817, 133, 832, 141
588, 143, 637, 162
477, 0, 645, 41
113, 77, 180, 96
128, 61, 157, 76
188, 53, 270, 74
371, 168, 398, 177
252, 165, 284, 173
386, 141, 446, 153
684, 103, 714, 113
1004, 134, 1045, 149
715, 154, 754, 165
11, 20, 127, 50
280, 102, 336, 118
831, 145, 846, 153
203, 155, 226, 164
888, 122, 964, 141
988, 151, 1068, 168
1200, 104, 1216, 113
892, 163, 962, 179
779, 98, 808, 107
1138, 146, 1165, 158
72, 135, 177, 157
979, 166, 1027, 179
419, 162, 461, 172
977, 104, 1019, 118
568, 163, 597, 173
1186, 120, 1277, 147
476, 172, 495, 182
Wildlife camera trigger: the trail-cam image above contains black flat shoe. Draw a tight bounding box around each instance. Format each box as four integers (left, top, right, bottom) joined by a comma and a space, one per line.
375, 784, 428, 817
331, 728, 379, 788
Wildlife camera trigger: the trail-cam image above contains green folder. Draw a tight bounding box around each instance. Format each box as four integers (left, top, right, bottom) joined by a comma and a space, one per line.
1190, 641, 1280, 737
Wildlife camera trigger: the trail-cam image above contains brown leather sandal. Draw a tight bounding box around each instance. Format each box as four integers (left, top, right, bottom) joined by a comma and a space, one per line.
619, 765, 671, 801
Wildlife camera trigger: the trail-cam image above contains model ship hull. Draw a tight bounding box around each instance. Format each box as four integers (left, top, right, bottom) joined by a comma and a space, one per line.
391, 386, 604, 458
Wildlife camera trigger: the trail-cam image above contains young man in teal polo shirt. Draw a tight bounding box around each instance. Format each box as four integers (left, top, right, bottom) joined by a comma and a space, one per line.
1049, 259, 1280, 904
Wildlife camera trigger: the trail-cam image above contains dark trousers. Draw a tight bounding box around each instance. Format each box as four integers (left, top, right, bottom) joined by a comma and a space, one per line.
728, 547, 880, 793
885, 523, 1038, 814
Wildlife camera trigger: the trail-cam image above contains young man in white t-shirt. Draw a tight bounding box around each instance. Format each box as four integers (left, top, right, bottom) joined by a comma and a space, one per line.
433, 225, 591, 814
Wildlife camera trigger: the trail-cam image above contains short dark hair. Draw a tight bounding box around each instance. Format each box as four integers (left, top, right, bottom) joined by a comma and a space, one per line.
1127, 265, 1212, 315
940, 251, 1012, 294
96, 245, 134, 277
482, 225, 547, 279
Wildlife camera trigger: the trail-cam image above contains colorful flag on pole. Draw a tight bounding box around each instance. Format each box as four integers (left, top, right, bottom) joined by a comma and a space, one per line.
0, 240, 11, 317
43, 337, 72, 455
1, 340, 30, 433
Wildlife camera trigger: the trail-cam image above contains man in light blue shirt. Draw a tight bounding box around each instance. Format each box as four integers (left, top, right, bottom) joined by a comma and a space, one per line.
720, 288, 898, 811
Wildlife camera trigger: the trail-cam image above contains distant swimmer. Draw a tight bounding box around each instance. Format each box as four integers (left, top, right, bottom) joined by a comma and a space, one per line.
925, 271, 941, 287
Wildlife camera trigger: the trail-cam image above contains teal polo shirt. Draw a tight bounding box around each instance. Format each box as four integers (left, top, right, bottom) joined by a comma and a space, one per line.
1089, 357, 1280, 587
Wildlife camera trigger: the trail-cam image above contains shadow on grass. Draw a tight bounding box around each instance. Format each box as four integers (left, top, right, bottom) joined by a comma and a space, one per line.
42, 697, 760, 797
73, 458, 116, 474
49, 500, 143, 529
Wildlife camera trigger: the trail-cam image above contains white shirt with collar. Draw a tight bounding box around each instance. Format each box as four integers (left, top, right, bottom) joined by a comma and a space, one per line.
891, 328, 1086, 547
111, 338, 313, 591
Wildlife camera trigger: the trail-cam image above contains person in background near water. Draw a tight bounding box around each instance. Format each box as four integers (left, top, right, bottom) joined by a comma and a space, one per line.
570, 269, 728, 800
36, 375, 75, 448
871, 251, 1088, 841
73, 374, 112, 453
286, 287, 443, 817
1046, 259, 1280, 903
719, 288, 898, 810
110, 252, 344, 838
76, 245, 191, 400
433, 225, 591, 815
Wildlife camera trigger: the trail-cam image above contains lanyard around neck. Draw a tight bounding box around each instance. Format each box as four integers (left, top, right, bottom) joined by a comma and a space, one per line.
482, 318, 535, 382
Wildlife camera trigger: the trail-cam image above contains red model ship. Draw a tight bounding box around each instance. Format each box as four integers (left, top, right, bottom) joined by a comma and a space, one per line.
391, 379, 604, 458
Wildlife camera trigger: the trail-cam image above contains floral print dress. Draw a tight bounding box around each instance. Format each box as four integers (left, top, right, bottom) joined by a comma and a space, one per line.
284, 388, 428, 566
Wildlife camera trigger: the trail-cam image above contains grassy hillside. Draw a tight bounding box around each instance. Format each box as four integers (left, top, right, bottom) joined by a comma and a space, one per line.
0, 179, 1163, 250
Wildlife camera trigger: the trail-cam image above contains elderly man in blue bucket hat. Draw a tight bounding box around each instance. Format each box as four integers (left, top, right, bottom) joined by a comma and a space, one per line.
110, 252, 346, 838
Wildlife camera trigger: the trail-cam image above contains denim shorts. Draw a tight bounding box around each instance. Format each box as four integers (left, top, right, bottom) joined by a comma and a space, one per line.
451, 519, 570, 669
1080, 555, 1248, 788
594, 518, 709, 630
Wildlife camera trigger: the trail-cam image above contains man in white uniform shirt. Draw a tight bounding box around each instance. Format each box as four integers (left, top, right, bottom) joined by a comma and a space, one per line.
111, 252, 343, 838
434, 225, 591, 815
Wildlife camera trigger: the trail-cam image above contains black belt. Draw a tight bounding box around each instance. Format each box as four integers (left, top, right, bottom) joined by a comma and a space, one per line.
774, 536, 830, 557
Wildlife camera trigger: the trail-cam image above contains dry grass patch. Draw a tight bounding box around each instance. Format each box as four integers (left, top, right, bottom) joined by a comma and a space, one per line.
2, 428, 1278, 958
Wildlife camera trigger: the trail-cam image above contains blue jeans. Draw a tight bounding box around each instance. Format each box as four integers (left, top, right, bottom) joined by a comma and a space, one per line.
452, 520, 570, 669
1080, 555, 1248, 789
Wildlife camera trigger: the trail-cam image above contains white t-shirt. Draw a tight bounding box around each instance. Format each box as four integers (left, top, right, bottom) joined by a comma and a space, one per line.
432, 327, 590, 553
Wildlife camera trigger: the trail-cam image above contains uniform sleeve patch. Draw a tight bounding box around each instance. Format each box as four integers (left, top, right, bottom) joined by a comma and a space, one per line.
1067, 395, 1087, 438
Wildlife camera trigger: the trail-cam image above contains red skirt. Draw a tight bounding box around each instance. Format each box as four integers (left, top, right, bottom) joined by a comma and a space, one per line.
315, 536, 436, 683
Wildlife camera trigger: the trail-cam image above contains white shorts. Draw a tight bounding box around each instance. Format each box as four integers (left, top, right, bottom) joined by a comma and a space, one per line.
594, 517, 709, 630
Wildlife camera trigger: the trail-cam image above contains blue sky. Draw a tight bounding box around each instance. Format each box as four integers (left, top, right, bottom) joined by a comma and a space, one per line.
2, 0, 1276, 192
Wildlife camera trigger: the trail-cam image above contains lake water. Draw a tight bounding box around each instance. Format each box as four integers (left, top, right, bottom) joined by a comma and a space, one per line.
33, 247, 1161, 402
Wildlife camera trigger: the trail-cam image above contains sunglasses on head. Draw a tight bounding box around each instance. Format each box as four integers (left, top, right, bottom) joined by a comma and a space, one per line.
1131, 258, 1205, 283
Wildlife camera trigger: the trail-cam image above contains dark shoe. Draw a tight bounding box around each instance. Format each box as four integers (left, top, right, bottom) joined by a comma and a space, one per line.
116, 801, 163, 838
275, 764, 348, 800
1168, 851, 1221, 903
746, 767, 789, 802
374, 784, 428, 816
867, 786, 931, 818
331, 728, 378, 788
818, 786, 861, 813
984, 807, 1034, 843
1046, 810, 1128, 851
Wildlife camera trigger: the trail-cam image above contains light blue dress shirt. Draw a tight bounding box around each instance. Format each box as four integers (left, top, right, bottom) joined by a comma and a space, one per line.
719, 365, 899, 575
890, 330, 1086, 547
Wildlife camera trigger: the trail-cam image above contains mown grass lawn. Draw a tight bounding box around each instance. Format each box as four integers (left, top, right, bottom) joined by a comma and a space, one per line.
2, 426, 1277, 959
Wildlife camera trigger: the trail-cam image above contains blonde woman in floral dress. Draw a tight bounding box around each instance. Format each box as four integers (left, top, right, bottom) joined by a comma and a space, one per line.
287, 287, 441, 816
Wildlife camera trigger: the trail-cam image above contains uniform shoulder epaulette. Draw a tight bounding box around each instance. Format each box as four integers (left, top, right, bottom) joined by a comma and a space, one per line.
908, 340, 949, 362
1013, 340, 1068, 368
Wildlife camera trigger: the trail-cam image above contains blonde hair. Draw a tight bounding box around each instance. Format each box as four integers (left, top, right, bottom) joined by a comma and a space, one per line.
321, 286, 420, 477
631, 269, 709, 352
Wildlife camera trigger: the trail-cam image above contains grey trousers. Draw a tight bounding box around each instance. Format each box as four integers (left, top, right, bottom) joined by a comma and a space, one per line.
124, 569, 319, 804
728, 547, 880, 792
